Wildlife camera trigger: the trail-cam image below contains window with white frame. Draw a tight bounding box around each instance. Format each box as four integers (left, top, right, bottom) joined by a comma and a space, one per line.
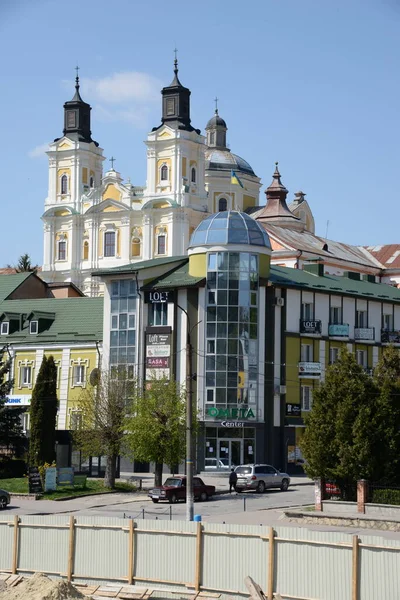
61, 174, 68, 195
301, 385, 313, 411
157, 234, 166, 255
0, 322, 9, 335
58, 239, 67, 261
21, 412, 30, 432
356, 310, 368, 328
302, 302, 314, 320
21, 366, 32, 387
104, 231, 116, 257
330, 306, 342, 324
382, 313, 393, 331
70, 410, 83, 430
301, 343, 313, 362
356, 349, 367, 368
148, 302, 168, 326
191, 167, 196, 183
73, 365, 86, 386
329, 346, 340, 364
160, 164, 168, 181
30, 320, 38, 334
206, 389, 214, 403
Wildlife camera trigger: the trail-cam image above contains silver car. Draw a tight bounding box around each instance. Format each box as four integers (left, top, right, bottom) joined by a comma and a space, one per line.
0, 489, 10, 509
234, 464, 290, 493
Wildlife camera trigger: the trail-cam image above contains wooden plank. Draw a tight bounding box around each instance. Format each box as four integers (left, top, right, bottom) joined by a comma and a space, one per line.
95, 586, 122, 597
11, 516, 19, 575
194, 521, 202, 592
128, 520, 134, 585
245, 575, 266, 600
67, 516, 75, 582
267, 527, 274, 600
6, 574, 22, 587
10, 575, 23, 587
75, 584, 100, 596
352, 534, 359, 600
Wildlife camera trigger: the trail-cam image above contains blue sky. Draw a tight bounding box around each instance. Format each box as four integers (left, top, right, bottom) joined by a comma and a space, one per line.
1, 0, 400, 266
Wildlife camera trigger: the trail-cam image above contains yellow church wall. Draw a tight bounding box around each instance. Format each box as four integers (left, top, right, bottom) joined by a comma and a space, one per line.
182, 157, 187, 177
158, 131, 172, 139
157, 158, 172, 184
82, 202, 90, 212
58, 141, 72, 150
153, 202, 170, 209
243, 194, 256, 211
103, 205, 121, 212
57, 168, 71, 194
54, 210, 69, 217
102, 184, 122, 202
82, 168, 88, 184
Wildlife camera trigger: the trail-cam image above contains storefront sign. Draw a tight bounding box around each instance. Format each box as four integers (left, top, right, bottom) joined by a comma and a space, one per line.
145, 328, 171, 381
328, 324, 349, 337
146, 357, 169, 368
220, 421, 245, 428
206, 407, 255, 419
298, 362, 321, 378
144, 290, 174, 304
57, 467, 74, 487
286, 403, 301, 417
5, 395, 31, 406
146, 345, 170, 357
28, 467, 43, 494
354, 327, 375, 340
300, 320, 322, 334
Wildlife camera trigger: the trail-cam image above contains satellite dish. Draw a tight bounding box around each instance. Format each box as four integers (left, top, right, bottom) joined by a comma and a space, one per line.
89, 368, 100, 386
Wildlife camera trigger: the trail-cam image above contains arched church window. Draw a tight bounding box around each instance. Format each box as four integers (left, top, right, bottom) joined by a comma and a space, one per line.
58, 239, 67, 261
131, 237, 141, 257
191, 167, 196, 183
104, 231, 116, 257
83, 241, 89, 261
160, 164, 168, 181
89, 176, 94, 188
61, 174, 68, 195
218, 198, 227, 212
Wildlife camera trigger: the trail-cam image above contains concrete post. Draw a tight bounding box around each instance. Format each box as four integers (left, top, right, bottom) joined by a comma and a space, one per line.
357, 479, 368, 514
314, 478, 324, 512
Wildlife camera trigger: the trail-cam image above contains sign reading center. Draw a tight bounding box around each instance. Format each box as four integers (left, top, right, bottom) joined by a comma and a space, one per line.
206, 407, 255, 419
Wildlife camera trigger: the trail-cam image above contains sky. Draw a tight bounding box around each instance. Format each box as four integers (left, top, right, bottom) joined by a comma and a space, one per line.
1, 0, 400, 267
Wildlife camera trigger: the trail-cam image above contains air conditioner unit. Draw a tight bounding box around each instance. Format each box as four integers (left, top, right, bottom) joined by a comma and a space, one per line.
275, 297, 285, 307
279, 385, 287, 395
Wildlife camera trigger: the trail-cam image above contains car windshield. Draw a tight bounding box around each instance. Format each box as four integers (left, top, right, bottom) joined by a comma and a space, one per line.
220, 458, 229, 466
163, 478, 182, 487
235, 467, 252, 474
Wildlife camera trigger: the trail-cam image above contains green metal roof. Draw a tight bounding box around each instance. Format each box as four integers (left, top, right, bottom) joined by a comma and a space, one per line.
142, 260, 204, 290
269, 266, 400, 302
93, 256, 187, 277
0, 297, 104, 345
0, 273, 33, 302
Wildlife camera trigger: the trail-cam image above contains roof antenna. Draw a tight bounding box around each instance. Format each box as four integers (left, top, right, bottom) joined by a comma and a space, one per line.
325, 219, 330, 239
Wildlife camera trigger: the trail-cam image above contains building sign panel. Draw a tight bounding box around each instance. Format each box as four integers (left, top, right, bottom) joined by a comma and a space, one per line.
206, 407, 256, 420
328, 324, 349, 337
219, 421, 245, 428
354, 327, 374, 340
300, 320, 322, 334
285, 403, 301, 417
146, 357, 169, 368
5, 395, 31, 406
298, 362, 321, 378
144, 290, 174, 304
145, 328, 172, 380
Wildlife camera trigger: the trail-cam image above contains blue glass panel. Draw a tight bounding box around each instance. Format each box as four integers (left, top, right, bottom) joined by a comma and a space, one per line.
207, 229, 227, 244
228, 229, 248, 243
196, 219, 211, 231
247, 220, 261, 230
213, 211, 227, 219
209, 218, 227, 229
249, 231, 265, 245
192, 230, 207, 244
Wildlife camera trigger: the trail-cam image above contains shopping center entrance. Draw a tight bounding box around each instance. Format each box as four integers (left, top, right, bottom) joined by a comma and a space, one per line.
205, 426, 256, 470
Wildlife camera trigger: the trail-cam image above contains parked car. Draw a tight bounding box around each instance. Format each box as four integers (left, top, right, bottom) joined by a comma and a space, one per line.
205, 458, 233, 470
234, 464, 290, 493
0, 489, 10, 509
148, 476, 216, 504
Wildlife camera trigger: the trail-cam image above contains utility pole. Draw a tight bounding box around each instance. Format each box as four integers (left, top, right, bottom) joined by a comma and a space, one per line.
186, 329, 194, 522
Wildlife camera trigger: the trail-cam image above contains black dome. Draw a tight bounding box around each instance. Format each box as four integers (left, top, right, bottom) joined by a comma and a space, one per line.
206, 113, 227, 129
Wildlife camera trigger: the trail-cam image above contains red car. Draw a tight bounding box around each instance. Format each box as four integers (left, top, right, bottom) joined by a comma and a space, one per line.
148, 476, 215, 504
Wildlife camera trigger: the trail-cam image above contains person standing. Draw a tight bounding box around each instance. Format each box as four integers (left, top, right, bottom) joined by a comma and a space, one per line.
229, 468, 237, 493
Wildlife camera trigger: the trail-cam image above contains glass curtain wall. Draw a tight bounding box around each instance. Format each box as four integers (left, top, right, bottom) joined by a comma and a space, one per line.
109, 279, 137, 379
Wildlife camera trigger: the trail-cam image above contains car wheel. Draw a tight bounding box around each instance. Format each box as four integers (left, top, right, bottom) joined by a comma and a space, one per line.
0, 496, 8, 509
169, 493, 178, 504
281, 479, 289, 492
151, 499, 159, 503
257, 481, 266, 493
199, 492, 208, 502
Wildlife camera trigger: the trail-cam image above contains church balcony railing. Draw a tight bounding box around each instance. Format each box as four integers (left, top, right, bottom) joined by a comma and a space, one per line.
354, 327, 375, 341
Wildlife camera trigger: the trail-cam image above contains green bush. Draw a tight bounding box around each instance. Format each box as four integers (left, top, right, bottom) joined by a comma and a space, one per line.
371, 488, 400, 505
0, 459, 26, 479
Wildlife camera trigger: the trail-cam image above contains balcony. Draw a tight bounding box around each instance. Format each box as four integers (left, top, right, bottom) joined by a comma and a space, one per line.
354, 327, 375, 341
298, 362, 322, 379
328, 323, 349, 337
300, 319, 322, 335
381, 330, 400, 344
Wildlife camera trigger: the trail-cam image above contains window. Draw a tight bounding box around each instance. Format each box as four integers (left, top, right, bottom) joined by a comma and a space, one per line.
157, 235, 166, 255
356, 350, 367, 368
58, 240, 67, 261
104, 231, 116, 257
70, 411, 82, 430
330, 306, 342, 324
160, 164, 168, 181
301, 386, 312, 411
83, 241, 89, 261
356, 310, 367, 328
21, 412, 29, 432
329, 347, 340, 364
73, 365, 85, 386
191, 167, 196, 183
382, 313, 393, 331
89, 176, 94, 188
300, 344, 313, 362
302, 302, 314, 320
209, 132, 215, 146
148, 302, 168, 326
110, 279, 137, 368
30, 321, 38, 334
131, 237, 141, 257
166, 98, 175, 116
206, 389, 214, 403
0, 322, 9, 335
21, 366, 32, 387
61, 174, 68, 195
218, 198, 227, 212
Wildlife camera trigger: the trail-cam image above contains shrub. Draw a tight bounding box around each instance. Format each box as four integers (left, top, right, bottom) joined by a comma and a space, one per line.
0, 458, 27, 479
371, 488, 400, 505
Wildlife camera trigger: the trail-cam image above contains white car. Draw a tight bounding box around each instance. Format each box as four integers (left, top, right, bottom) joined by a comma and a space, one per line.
205, 458, 233, 470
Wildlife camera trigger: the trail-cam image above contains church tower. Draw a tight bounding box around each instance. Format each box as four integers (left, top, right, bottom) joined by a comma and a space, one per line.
42, 70, 105, 291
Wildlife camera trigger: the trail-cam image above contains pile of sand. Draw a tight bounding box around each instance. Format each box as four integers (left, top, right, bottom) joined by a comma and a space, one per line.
0, 573, 90, 600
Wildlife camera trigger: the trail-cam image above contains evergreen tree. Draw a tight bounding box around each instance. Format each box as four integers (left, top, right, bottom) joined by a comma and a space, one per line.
6, 253, 38, 273
28, 356, 58, 466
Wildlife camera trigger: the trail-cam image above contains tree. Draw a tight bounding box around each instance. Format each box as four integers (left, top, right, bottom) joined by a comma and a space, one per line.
73, 368, 131, 489
300, 348, 378, 490
0, 347, 25, 459
7, 253, 39, 273
125, 376, 188, 486
28, 356, 58, 466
